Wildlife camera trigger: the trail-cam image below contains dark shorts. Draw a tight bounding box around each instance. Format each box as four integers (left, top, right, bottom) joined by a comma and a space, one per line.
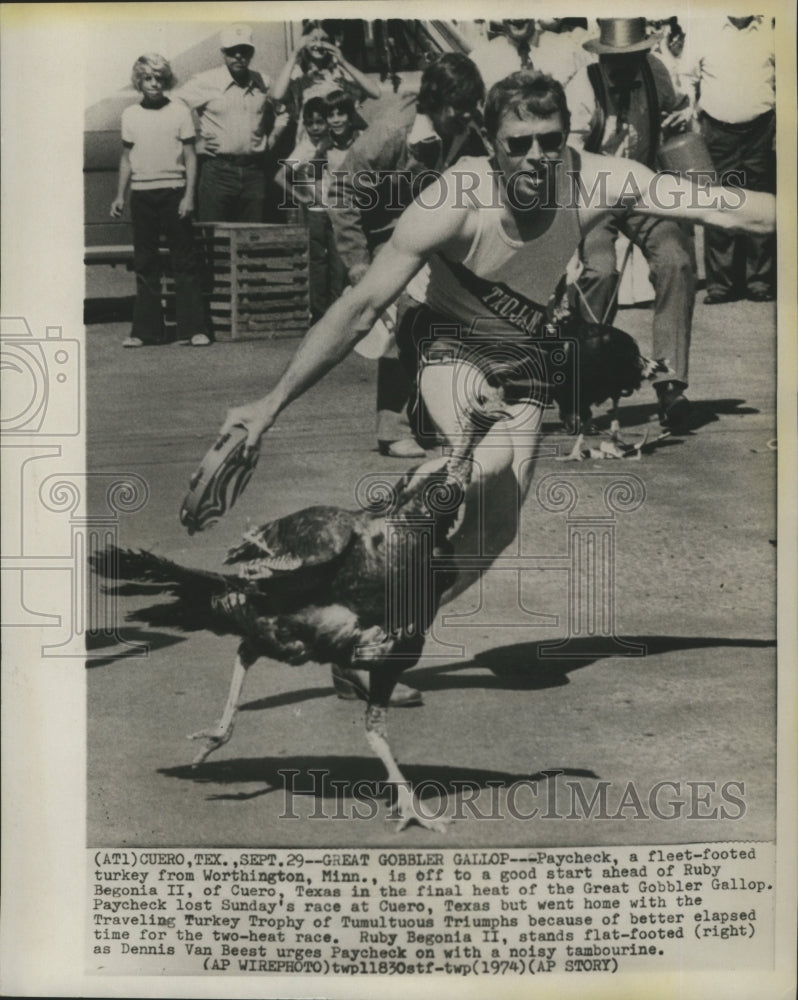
395, 303, 569, 409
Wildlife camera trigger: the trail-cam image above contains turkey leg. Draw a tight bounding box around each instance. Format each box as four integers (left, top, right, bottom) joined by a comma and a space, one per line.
189, 641, 257, 766
364, 659, 450, 833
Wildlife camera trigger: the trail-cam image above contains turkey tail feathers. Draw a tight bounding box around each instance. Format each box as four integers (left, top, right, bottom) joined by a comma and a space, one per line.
90, 545, 228, 593
89, 545, 245, 634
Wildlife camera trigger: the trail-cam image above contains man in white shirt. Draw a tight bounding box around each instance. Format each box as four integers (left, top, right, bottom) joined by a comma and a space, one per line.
174, 24, 287, 223
682, 15, 776, 303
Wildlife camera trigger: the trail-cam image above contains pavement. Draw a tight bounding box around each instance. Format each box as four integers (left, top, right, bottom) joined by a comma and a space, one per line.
86, 291, 777, 847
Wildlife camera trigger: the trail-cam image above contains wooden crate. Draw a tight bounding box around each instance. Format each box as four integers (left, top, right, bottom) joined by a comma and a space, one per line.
162, 223, 310, 341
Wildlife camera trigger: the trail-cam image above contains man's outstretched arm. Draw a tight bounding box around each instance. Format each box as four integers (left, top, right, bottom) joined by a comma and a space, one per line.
578, 151, 777, 236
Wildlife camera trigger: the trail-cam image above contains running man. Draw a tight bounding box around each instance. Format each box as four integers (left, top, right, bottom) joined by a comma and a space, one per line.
222, 70, 775, 612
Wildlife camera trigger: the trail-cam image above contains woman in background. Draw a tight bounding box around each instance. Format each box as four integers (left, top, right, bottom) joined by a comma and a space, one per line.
271, 20, 381, 134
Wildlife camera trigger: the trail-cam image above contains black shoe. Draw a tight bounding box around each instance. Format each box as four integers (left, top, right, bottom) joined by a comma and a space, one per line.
746, 287, 775, 302
703, 291, 737, 305
331, 666, 423, 707
656, 381, 690, 434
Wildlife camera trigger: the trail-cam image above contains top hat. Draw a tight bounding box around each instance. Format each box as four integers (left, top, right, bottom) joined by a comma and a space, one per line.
221, 23, 255, 50
583, 18, 658, 55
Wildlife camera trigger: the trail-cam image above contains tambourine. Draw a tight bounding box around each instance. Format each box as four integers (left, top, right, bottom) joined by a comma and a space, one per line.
180, 426, 259, 535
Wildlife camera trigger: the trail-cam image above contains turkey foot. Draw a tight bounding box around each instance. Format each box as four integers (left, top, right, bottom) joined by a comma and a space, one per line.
390, 782, 451, 834
188, 721, 233, 766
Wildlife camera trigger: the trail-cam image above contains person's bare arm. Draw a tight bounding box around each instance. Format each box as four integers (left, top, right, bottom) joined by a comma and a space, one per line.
269, 44, 303, 103
326, 43, 382, 100
179, 142, 197, 218
578, 150, 776, 236
110, 146, 132, 217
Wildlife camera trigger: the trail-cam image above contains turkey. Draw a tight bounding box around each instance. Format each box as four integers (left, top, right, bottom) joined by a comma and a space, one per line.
555, 318, 671, 414
90, 387, 512, 833
546, 318, 672, 435
475, 318, 671, 434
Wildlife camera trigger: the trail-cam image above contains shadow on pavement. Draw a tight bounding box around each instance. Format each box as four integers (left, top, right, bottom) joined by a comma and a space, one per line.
86, 625, 187, 667
158, 755, 600, 802
411, 634, 776, 691
87, 631, 775, 691
540, 397, 755, 437
602, 396, 757, 434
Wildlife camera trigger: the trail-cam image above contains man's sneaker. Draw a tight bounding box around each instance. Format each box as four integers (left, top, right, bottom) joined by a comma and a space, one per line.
378, 438, 427, 459
122, 336, 144, 348
191, 333, 211, 346
656, 381, 690, 434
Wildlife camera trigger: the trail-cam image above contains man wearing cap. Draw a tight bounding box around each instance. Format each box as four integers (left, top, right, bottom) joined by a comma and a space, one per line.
174, 24, 287, 225
565, 17, 694, 435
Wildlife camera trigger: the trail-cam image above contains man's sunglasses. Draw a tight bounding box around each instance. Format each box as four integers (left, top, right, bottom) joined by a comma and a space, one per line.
502, 131, 565, 156
224, 46, 254, 58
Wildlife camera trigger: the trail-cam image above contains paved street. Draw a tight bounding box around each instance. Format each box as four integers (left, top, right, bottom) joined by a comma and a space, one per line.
86, 288, 777, 847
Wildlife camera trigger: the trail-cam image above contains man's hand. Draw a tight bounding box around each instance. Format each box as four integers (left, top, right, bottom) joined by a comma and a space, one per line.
661, 106, 693, 133
110, 198, 124, 219
322, 41, 344, 61
178, 194, 194, 219
221, 397, 278, 450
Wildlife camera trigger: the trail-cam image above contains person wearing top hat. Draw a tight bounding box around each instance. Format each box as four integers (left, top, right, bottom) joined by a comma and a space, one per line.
174, 24, 288, 228
565, 17, 694, 435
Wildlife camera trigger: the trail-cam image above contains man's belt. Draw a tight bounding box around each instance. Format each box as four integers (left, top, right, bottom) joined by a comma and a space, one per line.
212, 153, 265, 165
700, 109, 775, 133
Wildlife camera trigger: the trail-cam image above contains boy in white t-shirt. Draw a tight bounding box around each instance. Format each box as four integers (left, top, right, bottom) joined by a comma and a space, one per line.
111, 54, 211, 347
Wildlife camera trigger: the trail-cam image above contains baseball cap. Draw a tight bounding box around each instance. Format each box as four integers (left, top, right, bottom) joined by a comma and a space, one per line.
221, 24, 254, 50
